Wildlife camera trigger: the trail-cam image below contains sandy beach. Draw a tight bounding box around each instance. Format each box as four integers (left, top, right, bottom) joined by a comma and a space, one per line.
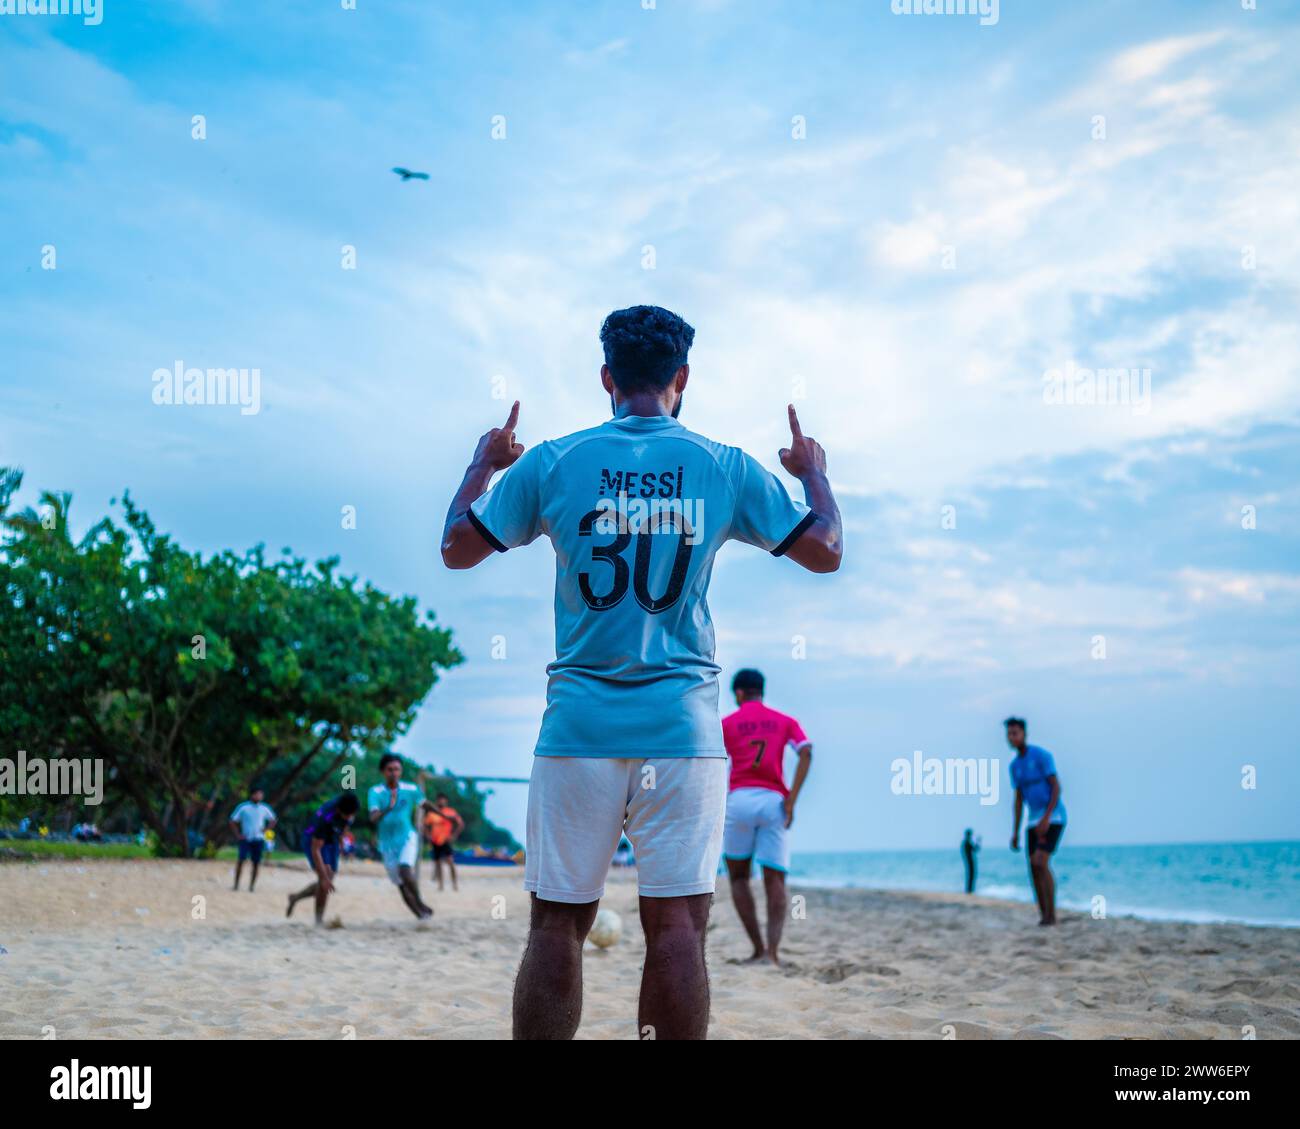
1, 856, 1297, 1040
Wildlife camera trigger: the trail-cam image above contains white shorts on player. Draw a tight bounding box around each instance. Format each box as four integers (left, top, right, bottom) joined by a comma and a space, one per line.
723, 786, 790, 873
525, 757, 727, 903
380, 831, 419, 885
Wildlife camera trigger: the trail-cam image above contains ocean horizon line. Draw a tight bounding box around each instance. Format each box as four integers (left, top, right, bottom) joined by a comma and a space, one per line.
792, 837, 1298, 854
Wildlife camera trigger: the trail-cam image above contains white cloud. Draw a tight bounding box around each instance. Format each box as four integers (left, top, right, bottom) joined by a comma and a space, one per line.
874, 214, 944, 268
564, 38, 630, 66
1110, 31, 1228, 84
1179, 569, 1300, 606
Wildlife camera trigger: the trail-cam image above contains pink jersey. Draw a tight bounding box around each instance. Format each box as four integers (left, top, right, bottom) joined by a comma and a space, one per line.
722, 700, 810, 796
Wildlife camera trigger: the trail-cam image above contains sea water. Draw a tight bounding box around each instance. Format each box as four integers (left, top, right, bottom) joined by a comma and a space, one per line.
788, 840, 1300, 927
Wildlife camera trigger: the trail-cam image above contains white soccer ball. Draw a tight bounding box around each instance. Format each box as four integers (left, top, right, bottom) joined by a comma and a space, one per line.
588, 909, 622, 949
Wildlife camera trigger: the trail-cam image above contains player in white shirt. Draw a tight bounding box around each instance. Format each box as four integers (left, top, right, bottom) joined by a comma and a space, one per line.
229, 787, 276, 892
367, 754, 433, 920
442, 306, 843, 1039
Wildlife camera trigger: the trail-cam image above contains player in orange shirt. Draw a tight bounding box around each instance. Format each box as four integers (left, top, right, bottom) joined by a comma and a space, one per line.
424, 792, 466, 892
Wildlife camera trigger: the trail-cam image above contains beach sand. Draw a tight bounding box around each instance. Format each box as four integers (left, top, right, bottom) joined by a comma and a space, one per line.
1, 856, 1297, 1039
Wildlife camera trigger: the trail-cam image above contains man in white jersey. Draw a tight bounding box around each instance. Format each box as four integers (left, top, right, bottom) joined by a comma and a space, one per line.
367, 753, 433, 920
229, 786, 276, 892
441, 305, 843, 1039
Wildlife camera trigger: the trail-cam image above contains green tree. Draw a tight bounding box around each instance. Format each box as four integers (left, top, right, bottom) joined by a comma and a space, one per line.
0, 468, 464, 855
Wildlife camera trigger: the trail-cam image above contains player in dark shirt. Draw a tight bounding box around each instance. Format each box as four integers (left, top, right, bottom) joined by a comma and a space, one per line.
286, 792, 359, 925
961, 828, 980, 894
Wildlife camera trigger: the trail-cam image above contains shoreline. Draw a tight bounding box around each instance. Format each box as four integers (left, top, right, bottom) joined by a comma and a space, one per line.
787, 876, 1300, 931
785, 839, 1300, 931
2, 857, 1298, 1039
4, 851, 1295, 929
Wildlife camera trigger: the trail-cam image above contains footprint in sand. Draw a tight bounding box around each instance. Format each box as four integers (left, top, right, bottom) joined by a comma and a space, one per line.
802, 960, 902, 983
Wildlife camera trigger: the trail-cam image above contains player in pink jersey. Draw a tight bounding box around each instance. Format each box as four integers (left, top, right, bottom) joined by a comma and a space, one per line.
720, 668, 812, 966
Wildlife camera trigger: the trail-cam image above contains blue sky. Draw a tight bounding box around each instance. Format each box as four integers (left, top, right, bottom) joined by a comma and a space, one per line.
3, 0, 1298, 850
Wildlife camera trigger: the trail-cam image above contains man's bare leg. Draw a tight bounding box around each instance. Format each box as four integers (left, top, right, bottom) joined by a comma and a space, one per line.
725, 858, 765, 961
233, 858, 244, 891
1031, 851, 1056, 924
447, 857, 458, 892
397, 865, 433, 919
1027, 858, 1044, 919
638, 893, 712, 1040
396, 881, 421, 917
512, 895, 597, 1040
286, 881, 316, 917
762, 868, 787, 966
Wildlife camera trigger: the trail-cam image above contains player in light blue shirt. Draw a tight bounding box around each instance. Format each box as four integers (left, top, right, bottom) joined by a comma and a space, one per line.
1005, 717, 1066, 925
442, 305, 844, 1040
367, 754, 432, 920
466, 409, 818, 759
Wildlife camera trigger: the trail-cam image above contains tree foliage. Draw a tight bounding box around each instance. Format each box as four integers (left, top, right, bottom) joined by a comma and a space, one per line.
0, 468, 466, 855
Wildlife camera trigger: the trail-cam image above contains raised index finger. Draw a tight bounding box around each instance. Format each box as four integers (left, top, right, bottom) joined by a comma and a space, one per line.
787, 403, 803, 440
503, 400, 520, 433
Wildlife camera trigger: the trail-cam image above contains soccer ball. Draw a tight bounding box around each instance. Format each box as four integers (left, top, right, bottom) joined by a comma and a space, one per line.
588, 909, 622, 949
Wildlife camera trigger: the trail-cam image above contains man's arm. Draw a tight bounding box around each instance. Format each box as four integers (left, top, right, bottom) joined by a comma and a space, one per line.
441, 401, 525, 570
778, 406, 842, 574
369, 788, 399, 825
1010, 786, 1023, 850
783, 743, 813, 828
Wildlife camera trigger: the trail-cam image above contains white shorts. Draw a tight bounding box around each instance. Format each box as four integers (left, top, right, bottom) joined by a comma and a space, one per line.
723, 787, 790, 872
380, 832, 419, 885
524, 757, 727, 903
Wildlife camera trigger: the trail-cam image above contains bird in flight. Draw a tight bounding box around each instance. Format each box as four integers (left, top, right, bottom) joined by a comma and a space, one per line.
392, 167, 430, 181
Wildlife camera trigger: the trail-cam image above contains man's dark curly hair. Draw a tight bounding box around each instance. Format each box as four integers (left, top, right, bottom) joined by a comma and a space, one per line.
599, 305, 695, 394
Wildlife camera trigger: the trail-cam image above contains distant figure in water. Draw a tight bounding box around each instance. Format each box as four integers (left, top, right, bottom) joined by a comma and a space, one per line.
1005, 716, 1067, 926
961, 828, 980, 894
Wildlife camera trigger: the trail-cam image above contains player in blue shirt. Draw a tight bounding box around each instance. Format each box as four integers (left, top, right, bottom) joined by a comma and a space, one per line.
286, 791, 359, 925
1005, 717, 1067, 925
442, 305, 843, 1039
